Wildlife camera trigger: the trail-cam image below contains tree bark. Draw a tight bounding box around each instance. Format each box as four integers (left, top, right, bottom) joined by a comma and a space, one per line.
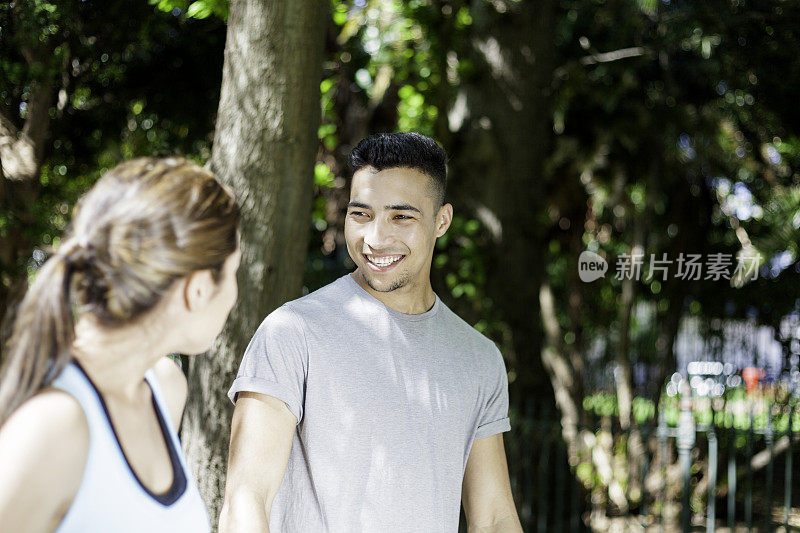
0, 61, 57, 346
450, 0, 558, 408
181, 0, 326, 525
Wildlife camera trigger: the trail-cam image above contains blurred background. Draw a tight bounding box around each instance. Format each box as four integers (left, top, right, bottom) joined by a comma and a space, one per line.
2, 0, 799, 531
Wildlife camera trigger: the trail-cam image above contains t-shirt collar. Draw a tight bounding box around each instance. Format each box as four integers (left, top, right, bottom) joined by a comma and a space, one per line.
343, 273, 441, 321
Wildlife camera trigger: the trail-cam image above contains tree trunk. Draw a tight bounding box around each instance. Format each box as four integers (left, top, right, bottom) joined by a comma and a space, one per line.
450, 0, 558, 409
181, 0, 326, 525
0, 80, 56, 348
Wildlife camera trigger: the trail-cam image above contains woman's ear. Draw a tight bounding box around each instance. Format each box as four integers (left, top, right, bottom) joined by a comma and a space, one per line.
183, 270, 214, 311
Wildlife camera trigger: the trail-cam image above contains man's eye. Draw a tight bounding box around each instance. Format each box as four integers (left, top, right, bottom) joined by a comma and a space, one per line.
349, 211, 368, 218
394, 214, 412, 220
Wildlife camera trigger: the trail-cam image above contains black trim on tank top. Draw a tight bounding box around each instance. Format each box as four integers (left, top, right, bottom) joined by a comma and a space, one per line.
72, 360, 188, 506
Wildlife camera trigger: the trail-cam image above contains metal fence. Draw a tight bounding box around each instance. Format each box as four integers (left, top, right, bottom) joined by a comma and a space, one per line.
500, 400, 799, 532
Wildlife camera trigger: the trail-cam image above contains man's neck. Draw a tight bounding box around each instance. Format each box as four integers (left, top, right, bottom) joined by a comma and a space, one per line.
351, 271, 436, 315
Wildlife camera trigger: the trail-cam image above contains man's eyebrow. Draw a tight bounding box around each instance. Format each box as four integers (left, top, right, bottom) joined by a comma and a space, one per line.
386, 204, 421, 214
347, 201, 371, 210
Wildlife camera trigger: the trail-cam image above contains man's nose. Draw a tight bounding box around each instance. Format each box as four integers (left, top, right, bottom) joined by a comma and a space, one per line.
364, 219, 392, 249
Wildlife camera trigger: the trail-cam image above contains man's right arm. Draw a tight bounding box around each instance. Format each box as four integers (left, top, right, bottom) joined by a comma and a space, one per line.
219, 391, 298, 533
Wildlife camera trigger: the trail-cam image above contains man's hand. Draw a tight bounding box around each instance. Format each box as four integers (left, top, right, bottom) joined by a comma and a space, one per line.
218, 392, 297, 533
461, 434, 523, 533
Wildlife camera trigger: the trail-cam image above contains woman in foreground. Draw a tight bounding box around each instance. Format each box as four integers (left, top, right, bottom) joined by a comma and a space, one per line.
0, 157, 240, 532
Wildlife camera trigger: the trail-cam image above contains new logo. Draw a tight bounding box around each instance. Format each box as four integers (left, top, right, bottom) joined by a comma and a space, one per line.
578, 251, 608, 282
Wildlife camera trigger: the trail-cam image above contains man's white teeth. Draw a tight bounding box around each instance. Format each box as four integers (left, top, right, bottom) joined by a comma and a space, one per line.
367, 254, 403, 267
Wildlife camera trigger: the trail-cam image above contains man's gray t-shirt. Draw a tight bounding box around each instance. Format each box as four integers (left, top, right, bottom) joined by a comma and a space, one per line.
228, 274, 510, 533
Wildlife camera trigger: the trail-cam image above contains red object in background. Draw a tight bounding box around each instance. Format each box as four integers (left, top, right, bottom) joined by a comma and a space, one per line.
742, 367, 764, 393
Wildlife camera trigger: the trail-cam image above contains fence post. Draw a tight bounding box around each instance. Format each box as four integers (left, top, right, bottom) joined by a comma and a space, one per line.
658, 408, 669, 533
707, 420, 717, 533
745, 405, 754, 533
570, 455, 580, 533
727, 420, 736, 529
519, 399, 536, 525
785, 405, 794, 532
678, 394, 696, 533
554, 439, 565, 532
765, 407, 774, 533
641, 425, 650, 522
537, 410, 552, 533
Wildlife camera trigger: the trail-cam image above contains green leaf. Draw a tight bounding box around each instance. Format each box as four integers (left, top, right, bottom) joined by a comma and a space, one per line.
314, 163, 334, 188
186, 1, 213, 19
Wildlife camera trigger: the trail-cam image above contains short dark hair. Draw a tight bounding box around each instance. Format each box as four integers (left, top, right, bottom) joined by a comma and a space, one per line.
349, 132, 447, 205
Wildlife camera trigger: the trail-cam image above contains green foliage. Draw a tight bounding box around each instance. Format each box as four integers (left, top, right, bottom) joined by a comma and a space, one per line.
397, 84, 437, 135
1, 1, 225, 294
150, 0, 229, 20
314, 163, 335, 188
584, 389, 800, 436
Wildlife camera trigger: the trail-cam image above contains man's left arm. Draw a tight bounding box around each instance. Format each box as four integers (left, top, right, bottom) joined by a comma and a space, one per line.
461, 433, 523, 533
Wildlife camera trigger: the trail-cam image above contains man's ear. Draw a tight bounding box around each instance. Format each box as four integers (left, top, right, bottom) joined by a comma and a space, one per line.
435, 203, 454, 238
183, 269, 214, 311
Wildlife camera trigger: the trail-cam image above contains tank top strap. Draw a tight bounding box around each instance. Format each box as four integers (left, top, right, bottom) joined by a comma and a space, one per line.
143, 366, 188, 468
51, 363, 114, 441
144, 368, 179, 438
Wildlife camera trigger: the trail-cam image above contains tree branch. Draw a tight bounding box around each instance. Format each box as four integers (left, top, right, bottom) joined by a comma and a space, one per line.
540, 282, 581, 431
580, 47, 648, 66
0, 80, 54, 182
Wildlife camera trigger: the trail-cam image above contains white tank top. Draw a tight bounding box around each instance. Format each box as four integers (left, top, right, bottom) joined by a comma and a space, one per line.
51, 361, 210, 532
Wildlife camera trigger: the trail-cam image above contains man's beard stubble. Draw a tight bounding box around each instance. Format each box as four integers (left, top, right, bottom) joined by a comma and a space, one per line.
361, 269, 410, 293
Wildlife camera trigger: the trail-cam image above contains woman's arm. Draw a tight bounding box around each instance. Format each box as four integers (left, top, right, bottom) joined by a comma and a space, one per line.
0, 390, 89, 533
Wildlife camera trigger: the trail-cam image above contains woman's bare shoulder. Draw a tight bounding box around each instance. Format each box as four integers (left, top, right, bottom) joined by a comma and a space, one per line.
0, 389, 89, 529
0, 387, 89, 452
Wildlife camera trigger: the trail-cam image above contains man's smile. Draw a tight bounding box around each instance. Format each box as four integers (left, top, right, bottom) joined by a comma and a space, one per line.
364, 253, 405, 271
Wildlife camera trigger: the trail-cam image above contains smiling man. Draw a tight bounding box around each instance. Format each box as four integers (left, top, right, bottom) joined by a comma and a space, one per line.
220, 132, 522, 533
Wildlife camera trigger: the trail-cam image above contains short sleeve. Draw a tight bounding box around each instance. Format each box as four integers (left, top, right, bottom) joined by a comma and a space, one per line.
474, 348, 511, 440
227, 305, 308, 424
